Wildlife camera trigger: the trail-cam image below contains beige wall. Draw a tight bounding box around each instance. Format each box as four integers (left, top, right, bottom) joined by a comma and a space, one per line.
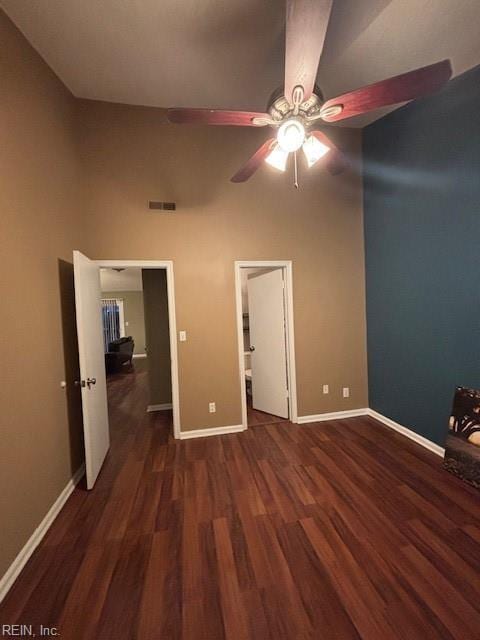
0, 12, 85, 578
142, 270, 172, 406
79, 100, 368, 431
101, 290, 146, 355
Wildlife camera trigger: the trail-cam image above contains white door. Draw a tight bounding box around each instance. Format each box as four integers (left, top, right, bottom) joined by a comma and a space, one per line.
73, 251, 110, 489
247, 269, 289, 419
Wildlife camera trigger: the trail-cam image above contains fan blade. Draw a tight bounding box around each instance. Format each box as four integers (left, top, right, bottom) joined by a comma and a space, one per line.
311, 130, 347, 175
231, 138, 276, 183
284, 0, 333, 104
320, 59, 452, 122
167, 108, 270, 127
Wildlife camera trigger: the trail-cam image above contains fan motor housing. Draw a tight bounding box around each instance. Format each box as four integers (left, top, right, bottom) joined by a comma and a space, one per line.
266, 84, 324, 123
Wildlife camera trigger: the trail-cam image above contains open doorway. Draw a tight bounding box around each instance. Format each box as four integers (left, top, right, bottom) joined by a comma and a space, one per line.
99, 267, 173, 414
73, 253, 180, 489
235, 261, 298, 429
97, 261, 180, 434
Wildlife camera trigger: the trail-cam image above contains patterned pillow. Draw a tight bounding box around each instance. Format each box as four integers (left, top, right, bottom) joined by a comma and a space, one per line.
449, 386, 480, 446
444, 387, 480, 489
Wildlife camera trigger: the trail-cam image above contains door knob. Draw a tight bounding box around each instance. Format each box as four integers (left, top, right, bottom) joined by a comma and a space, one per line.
86, 377, 96, 388
249, 346, 255, 352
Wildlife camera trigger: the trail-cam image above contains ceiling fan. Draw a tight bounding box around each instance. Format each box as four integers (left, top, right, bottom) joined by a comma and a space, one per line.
167, 0, 452, 184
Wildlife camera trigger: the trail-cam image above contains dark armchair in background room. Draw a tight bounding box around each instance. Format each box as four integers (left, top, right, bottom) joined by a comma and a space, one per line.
105, 336, 135, 374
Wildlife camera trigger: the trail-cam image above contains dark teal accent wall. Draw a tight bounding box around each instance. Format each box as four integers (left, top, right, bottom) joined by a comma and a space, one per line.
363, 65, 480, 446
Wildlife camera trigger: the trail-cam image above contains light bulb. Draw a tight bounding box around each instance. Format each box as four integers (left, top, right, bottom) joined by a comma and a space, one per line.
277, 119, 305, 153
302, 135, 330, 168
265, 144, 289, 172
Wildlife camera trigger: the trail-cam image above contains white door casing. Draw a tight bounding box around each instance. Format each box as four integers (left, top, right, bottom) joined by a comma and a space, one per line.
73, 250, 110, 489
247, 269, 289, 419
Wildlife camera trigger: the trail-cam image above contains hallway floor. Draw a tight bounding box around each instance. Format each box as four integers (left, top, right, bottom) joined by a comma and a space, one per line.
1, 370, 480, 639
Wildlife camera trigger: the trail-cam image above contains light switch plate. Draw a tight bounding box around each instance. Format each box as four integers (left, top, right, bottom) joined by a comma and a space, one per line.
179, 330, 187, 342
323, 384, 329, 395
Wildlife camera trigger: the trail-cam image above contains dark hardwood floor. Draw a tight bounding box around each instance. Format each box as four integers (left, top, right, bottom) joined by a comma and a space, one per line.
1, 367, 480, 639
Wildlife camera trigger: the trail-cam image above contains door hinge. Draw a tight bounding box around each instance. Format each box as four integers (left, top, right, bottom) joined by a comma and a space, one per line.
286, 389, 289, 398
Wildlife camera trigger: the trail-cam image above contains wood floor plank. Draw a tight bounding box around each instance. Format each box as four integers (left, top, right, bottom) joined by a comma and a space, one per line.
213, 517, 250, 640
300, 516, 394, 639
186, 520, 225, 640
1, 363, 480, 639
277, 520, 362, 639
228, 512, 256, 592
138, 529, 182, 640
396, 543, 480, 638
9, 534, 85, 630
239, 588, 272, 640
95, 533, 152, 639
253, 513, 313, 635
57, 541, 121, 640
405, 518, 480, 613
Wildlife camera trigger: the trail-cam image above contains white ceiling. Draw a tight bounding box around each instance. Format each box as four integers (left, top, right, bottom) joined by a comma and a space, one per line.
100, 268, 143, 292
3, 0, 480, 127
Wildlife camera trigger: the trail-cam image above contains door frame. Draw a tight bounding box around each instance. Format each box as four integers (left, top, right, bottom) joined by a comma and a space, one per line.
96, 260, 181, 439
234, 260, 298, 429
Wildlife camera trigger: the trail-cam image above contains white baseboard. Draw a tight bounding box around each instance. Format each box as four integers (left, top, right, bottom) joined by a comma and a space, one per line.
179, 424, 246, 440
0, 463, 85, 604
147, 403, 172, 412
297, 408, 369, 424
132, 353, 147, 359
367, 409, 445, 457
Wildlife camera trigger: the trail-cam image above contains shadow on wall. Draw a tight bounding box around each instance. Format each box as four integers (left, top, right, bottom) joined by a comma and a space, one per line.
142, 269, 172, 406
58, 259, 84, 475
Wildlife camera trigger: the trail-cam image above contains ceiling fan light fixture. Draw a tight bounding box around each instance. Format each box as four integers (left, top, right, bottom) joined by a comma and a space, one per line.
265, 144, 289, 172
302, 135, 330, 167
277, 119, 305, 153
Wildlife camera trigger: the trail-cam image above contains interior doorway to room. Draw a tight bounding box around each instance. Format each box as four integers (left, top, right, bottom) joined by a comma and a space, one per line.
100, 266, 175, 407
73, 253, 180, 490
235, 261, 297, 429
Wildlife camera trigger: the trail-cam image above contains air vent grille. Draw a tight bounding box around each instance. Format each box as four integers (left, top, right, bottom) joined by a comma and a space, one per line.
149, 201, 176, 211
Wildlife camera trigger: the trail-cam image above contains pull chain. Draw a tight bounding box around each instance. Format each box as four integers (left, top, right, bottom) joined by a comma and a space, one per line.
294, 151, 299, 189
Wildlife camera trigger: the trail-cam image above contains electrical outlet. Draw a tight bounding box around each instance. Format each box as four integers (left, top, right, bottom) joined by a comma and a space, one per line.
343, 387, 350, 399
323, 384, 329, 395
209, 402, 216, 413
